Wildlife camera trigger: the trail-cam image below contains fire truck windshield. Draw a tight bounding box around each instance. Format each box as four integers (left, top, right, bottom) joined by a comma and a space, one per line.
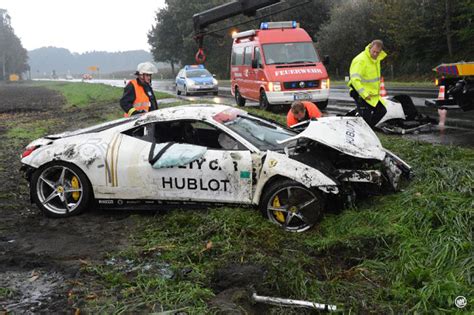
263, 42, 319, 65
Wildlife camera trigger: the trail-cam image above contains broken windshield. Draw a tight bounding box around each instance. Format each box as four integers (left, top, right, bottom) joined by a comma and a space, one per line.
222, 115, 296, 151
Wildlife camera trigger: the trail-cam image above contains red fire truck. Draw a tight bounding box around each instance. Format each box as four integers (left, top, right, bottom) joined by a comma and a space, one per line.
230, 21, 330, 110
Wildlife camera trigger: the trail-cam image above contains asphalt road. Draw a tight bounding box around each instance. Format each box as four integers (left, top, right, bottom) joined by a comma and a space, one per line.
82, 79, 474, 147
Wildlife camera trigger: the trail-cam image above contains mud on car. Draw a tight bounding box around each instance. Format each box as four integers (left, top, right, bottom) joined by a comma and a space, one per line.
20, 104, 411, 232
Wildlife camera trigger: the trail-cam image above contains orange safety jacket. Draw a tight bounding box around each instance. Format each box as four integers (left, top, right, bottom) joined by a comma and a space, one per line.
287, 101, 322, 127
123, 79, 151, 117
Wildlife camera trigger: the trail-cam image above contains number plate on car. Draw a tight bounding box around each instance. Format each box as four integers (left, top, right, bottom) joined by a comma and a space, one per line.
294, 93, 312, 100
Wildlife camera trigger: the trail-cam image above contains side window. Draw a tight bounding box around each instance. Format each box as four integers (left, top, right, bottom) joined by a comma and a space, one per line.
254, 47, 262, 68
244, 46, 252, 66
125, 120, 247, 150
232, 46, 244, 66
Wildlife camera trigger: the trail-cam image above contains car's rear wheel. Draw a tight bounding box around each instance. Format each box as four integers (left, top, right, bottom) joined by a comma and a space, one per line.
259, 89, 271, 110
235, 87, 246, 107
260, 179, 324, 232
31, 162, 92, 218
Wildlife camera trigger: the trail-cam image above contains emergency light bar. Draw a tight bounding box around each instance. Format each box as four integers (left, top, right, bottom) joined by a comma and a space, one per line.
260, 21, 298, 29
184, 65, 205, 70
232, 30, 256, 39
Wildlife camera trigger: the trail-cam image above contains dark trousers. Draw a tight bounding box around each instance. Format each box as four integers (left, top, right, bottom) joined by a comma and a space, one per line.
350, 89, 387, 127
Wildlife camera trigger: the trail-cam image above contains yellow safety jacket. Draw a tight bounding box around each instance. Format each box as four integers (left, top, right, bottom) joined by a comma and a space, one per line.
348, 44, 387, 107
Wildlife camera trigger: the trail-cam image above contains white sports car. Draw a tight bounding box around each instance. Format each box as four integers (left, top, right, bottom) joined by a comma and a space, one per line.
20, 104, 411, 232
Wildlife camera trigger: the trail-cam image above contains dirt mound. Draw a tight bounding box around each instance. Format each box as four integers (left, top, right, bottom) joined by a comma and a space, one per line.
0, 84, 65, 113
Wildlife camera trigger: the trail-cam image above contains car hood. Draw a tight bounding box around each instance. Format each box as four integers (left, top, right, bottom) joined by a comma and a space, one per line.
188, 76, 213, 84
279, 117, 386, 160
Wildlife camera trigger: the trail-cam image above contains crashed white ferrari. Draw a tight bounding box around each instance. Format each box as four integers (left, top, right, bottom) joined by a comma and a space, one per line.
20, 104, 411, 232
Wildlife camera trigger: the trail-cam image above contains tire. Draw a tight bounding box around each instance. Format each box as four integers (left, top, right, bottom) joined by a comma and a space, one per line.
213, 91, 218, 96
259, 89, 271, 110
259, 179, 324, 232
176, 86, 181, 95
316, 100, 328, 110
235, 87, 246, 107
30, 161, 93, 218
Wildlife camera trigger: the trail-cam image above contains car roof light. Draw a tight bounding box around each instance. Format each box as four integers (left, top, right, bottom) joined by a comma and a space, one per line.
232, 30, 256, 39
184, 65, 205, 70
260, 21, 298, 30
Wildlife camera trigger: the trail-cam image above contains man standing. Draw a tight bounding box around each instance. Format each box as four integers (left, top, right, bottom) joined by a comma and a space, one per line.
286, 100, 322, 127
120, 62, 159, 117
348, 40, 387, 127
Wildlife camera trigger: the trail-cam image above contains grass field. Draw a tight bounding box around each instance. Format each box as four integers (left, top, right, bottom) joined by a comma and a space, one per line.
23, 82, 474, 313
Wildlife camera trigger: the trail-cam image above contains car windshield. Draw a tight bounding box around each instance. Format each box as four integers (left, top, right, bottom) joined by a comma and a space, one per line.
218, 114, 296, 151
263, 42, 319, 65
186, 69, 212, 78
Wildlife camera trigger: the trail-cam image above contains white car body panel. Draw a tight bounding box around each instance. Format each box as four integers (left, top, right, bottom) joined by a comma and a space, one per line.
279, 117, 386, 160
376, 97, 406, 127
252, 151, 339, 205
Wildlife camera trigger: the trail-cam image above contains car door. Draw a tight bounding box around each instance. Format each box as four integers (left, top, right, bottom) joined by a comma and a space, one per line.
176, 70, 185, 92
115, 120, 253, 204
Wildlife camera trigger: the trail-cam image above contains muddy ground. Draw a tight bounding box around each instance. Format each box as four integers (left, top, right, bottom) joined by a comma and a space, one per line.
0, 84, 142, 313
0, 83, 270, 314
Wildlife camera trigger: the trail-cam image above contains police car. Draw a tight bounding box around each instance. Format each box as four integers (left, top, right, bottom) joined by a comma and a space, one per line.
175, 65, 219, 96
20, 104, 411, 232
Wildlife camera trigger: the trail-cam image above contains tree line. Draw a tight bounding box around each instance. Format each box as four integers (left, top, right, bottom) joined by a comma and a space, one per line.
148, 0, 473, 79
0, 9, 28, 80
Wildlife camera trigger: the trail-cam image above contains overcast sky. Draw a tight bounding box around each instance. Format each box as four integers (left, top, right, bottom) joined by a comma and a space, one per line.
0, 0, 166, 53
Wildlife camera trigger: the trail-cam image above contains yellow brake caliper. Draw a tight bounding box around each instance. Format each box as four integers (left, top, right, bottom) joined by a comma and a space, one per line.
272, 195, 285, 223
71, 176, 81, 201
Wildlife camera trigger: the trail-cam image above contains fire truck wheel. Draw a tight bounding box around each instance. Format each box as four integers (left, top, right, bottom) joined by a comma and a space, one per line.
259, 90, 270, 110
317, 100, 328, 110
235, 88, 246, 107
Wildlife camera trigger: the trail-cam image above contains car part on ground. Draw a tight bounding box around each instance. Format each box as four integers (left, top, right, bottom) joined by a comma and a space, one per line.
346, 94, 437, 134
252, 292, 337, 311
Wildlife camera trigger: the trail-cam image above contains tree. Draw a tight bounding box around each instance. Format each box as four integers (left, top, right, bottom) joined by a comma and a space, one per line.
316, 0, 383, 78
0, 9, 28, 80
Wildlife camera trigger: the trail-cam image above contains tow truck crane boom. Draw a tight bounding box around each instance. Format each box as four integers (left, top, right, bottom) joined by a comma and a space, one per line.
192, 0, 281, 63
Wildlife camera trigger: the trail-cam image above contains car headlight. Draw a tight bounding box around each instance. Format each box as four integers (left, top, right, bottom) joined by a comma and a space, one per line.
186, 79, 195, 87
213, 78, 218, 85
268, 82, 281, 92
321, 78, 330, 89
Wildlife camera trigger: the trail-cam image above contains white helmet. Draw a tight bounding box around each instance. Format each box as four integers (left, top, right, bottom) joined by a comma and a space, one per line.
136, 62, 158, 75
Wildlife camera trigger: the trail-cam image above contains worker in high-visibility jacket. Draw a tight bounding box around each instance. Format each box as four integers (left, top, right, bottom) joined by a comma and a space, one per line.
287, 100, 322, 127
348, 40, 387, 127
120, 62, 159, 117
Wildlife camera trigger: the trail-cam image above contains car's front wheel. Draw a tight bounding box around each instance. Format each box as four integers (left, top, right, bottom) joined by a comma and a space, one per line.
31, 162, 93, 218
235, 87, 246, 107
176, 85, 181, 95
260, 179, 324, 232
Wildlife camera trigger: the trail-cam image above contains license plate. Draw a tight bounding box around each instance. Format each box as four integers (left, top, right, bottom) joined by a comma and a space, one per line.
294, 93, 311, 100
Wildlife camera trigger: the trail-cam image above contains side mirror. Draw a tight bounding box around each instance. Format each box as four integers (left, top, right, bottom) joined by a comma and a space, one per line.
323, 55, 330, 66
252, 59, 258, 69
